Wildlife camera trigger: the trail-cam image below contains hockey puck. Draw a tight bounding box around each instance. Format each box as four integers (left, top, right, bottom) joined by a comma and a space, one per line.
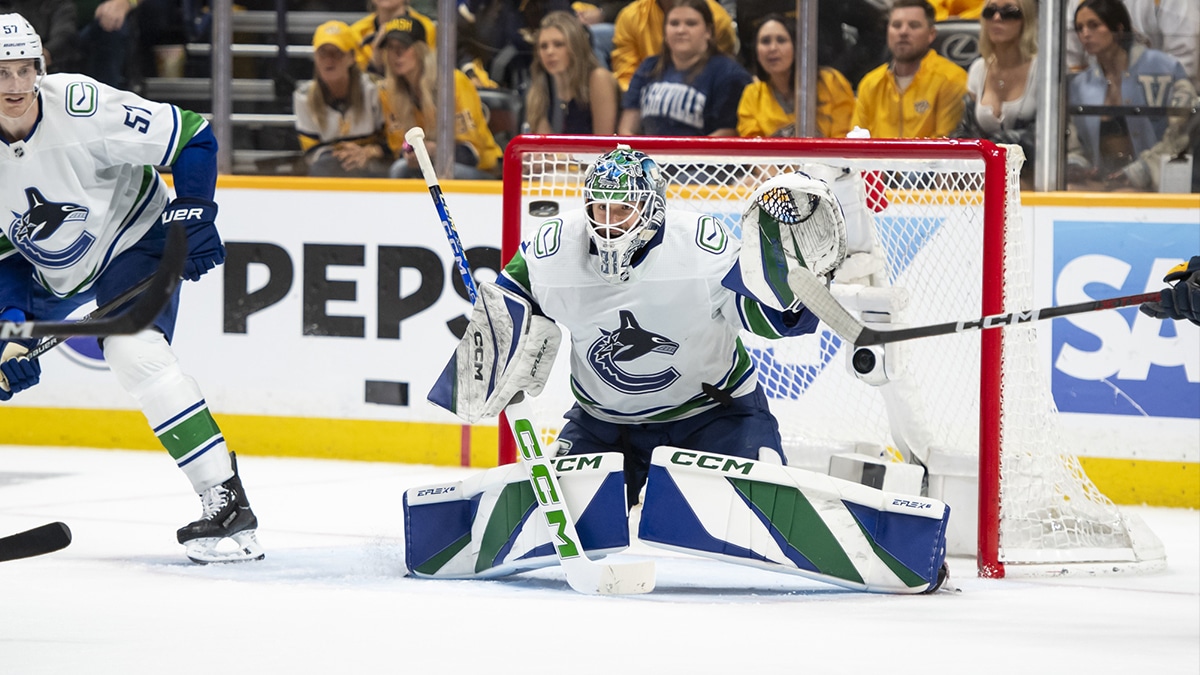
852, 347, 877, 375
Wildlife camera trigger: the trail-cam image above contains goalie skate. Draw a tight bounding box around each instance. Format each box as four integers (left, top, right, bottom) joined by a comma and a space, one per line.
176, 455, 264, 564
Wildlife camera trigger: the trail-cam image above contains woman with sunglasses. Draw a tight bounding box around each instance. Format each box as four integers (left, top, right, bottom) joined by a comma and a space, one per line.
1065, 0, 1196, 191
951, 0, 1039, 185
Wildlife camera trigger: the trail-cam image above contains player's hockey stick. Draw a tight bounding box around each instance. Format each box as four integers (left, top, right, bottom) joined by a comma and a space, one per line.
25, 275, 157, 362
406, 127, 655, 595
789, 267, 1160, 346
0, 522, 72, 563
0, 225, 186, 341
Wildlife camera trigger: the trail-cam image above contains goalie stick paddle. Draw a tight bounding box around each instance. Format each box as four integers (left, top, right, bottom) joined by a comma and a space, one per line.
0, 225, 186, 341
406, 127, 655, 595
789, 267, 1160, 346
0, 522, 72, 563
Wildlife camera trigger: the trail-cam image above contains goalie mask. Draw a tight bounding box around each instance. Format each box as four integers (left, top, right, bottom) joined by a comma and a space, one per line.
0, 13, 44, 99
583, 146, 667, 283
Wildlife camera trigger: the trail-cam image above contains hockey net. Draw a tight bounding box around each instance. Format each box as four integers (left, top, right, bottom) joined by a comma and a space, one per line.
499, 135, 1163, 578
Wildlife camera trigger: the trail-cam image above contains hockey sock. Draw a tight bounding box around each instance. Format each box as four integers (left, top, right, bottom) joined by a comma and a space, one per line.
104, 331, 233, 492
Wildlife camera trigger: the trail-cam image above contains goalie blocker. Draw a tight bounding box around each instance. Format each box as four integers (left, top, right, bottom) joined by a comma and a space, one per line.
428, 283, 561, 424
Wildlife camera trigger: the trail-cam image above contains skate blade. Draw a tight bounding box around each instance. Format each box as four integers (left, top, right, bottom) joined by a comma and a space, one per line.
184, 529, 265, 564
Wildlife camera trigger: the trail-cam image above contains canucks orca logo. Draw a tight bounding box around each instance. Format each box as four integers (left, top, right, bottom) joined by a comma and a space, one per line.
587, 310, 681, 394
10, 187, 94, 269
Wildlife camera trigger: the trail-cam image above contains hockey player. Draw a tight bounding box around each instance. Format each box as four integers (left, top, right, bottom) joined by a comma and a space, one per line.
417, 146, 950, 593
0, 13, 262, 563
439, 145, 841, 504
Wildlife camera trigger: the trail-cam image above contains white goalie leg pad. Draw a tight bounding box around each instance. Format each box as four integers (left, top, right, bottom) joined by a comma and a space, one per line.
427, 283, 561, 423
103, 331, 232, 492
738, 172, 848, 312
639, 447, 949, 594
404, 452, 630, 579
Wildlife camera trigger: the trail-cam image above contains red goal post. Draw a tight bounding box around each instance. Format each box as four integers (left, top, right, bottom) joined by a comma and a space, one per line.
498, 135, 1163, 579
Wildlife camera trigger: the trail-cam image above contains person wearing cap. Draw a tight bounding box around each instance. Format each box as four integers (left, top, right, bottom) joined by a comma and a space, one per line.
293, 20, 389, 177
377, 16, 503, 180
348, 0, 436, 76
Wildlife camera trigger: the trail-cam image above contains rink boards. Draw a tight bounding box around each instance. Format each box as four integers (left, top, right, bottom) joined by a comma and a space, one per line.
5, 177, 1197, 507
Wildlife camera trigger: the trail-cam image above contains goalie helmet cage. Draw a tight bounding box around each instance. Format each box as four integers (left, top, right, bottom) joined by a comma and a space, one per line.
498, 135, 1164, 579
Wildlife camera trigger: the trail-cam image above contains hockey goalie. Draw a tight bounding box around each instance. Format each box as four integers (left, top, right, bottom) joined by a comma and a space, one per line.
409, 146, 950, 594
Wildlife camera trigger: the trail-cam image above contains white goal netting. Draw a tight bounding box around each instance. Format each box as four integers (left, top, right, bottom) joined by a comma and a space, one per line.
501, 136, 1163, 577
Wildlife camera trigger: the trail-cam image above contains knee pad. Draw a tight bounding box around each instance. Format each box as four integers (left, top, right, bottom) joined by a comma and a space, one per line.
102, 330, 180, 394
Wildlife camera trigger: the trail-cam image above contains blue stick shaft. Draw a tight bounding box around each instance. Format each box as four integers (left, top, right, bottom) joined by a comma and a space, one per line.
405, 128, 478, 304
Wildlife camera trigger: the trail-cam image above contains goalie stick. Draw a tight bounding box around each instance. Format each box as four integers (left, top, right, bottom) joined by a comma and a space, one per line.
0, 522, 72, 563
0, 225, 186, 341
789, 267, 1160, 346
406, 127, 655, 595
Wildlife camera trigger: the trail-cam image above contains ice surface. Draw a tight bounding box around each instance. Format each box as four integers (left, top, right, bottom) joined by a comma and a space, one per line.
1, 446, 1196, 674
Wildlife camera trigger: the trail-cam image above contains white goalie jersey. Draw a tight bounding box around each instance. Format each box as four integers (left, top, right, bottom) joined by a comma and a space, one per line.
0, 74, 202, 297
498, 208, 816, 425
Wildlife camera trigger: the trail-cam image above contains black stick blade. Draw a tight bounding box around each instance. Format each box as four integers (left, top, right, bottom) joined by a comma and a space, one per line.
0, 522, 72, 562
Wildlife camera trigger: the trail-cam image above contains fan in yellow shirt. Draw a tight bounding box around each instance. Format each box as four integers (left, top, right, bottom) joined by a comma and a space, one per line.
347, 0, 437, 76
375, 17, 501, 180
851, 0, 967, 138
737, 14, 854, 139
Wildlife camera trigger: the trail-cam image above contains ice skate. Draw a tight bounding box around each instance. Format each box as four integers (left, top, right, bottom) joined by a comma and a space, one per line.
176, 454, 264, 564
921, 562, 956, 594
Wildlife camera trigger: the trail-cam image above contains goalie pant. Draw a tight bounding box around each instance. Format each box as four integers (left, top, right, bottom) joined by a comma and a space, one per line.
404, 450, 949, 593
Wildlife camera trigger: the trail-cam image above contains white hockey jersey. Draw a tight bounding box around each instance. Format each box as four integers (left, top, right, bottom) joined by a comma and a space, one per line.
500, 208, 814, 424
0, 74, 204, 297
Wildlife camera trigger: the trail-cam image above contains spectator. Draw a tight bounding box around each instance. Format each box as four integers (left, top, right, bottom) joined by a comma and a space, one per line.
734, 1, 888, 89
293, 21, 389, 178
74, 0, 134, 88
851, 0, 968, 138
572, 1, 632, 68
951, 0, 1039, 185
132, 0, 195, 79
525, 11, 620, 134
1, 0, 77, 73
1066, 0, 1199, 90
377, 17, 502, 180
929, 0, 984, 21
737, 13, 855, 139
610, 0, 737, 91
618, 0, 751, 137
1066, 0, 1197, 191
348, 0, 436, 77
456, 0, 572, 92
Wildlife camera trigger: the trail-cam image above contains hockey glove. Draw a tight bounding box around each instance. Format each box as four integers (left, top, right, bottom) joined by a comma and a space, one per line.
1140, 256, 1200, 326
0, 309, 41, 401
162, 197, 224, 281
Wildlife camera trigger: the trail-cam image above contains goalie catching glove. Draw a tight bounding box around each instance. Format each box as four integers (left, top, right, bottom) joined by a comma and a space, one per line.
738, 172, 847, 312
428, 283, 561, 423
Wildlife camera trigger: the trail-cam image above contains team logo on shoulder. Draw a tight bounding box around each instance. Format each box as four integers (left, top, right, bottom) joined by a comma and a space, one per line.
534, 219, 562, 258
9, 187, 95, 269
66, 82, 98, 117
696, 216, 727, 254
587, 310, 680, 394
